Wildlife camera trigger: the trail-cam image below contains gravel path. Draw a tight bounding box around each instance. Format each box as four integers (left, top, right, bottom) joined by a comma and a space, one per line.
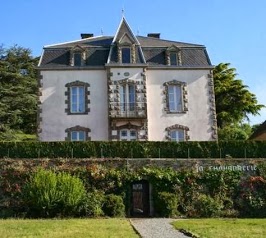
130, 218, 191, 238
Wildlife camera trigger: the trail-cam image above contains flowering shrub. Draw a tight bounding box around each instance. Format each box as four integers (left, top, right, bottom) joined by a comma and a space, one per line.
237, 176, 266, 217
0, 168, 29, 217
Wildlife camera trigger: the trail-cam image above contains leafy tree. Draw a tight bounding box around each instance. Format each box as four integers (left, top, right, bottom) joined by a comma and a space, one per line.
0, 44, 39, 140
218, 123, 253, 140
213, 63, 264, 128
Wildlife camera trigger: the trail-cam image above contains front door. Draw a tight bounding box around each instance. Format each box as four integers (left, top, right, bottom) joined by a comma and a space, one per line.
131, 180, 150, 217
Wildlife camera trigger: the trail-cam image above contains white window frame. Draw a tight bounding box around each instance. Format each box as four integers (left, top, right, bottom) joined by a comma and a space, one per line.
70, 86, 85, 113
120, 129, 137, 141
168, 84, 183, 112
71, 131, 85, 141
170, 129, 185, 142
120, 84, 135, 111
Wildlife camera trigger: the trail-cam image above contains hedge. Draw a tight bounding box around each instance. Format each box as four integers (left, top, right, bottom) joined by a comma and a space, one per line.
0, 141, 266, 158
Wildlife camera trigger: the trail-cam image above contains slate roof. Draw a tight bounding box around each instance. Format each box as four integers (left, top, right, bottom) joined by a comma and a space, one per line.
38, 19, 212, 68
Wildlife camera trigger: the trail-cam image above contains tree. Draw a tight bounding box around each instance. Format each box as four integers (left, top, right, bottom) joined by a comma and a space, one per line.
218, 123, 253, 140
213, 63, 264, 128
0, 45, 39, 140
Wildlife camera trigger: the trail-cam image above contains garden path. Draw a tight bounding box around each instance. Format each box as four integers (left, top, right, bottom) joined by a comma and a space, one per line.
130, 218, 191, 238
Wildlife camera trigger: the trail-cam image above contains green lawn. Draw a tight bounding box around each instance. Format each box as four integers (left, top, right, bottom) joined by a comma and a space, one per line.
172, 219, 266, 238
0, 218, 139, 238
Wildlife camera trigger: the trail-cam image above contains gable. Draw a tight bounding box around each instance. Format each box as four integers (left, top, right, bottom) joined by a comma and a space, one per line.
113, 17, 139, 45
119, 33, 135, 45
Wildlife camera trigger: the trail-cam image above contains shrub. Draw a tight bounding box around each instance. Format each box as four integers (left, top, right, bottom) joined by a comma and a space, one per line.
154, 192, 179, 217
22, 168, 87, 218
193, 194, 223, 217
1, 140, 266, 158
103, 194, 125, 217
236, 176, 266, 217
84, 190, 105, 217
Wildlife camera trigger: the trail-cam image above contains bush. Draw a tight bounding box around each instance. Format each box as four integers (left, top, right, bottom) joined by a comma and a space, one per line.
154, 192, 179, 217
236, 176, 266, 217
2, 140, 266, 158
103, 194, 125, 217
193, 194, 223, 217
84, 190, 105, 217
22, 168, 87, 218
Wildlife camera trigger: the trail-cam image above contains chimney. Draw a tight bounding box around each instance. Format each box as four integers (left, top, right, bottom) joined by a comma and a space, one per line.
147, 33, 160, 39
81, 33, 94, 39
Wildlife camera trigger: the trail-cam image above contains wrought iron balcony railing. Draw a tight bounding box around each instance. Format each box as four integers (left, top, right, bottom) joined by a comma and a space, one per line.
109, 103, 147, 118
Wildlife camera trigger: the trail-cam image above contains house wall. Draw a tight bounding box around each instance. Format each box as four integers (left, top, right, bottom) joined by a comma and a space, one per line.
146, 69, 214, 141
39, 70, 108, 141
251, 133, 266, 141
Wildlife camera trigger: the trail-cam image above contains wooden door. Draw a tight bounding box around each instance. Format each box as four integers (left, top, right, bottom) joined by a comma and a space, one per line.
131, 180, 149, 217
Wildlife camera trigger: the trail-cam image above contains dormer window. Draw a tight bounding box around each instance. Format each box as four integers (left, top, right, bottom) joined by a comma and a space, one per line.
74, 52, 82, 66
166, 45, 181, 66
170, 52, 178, 66
70, 46, 85, 66
122, 47, 131, 63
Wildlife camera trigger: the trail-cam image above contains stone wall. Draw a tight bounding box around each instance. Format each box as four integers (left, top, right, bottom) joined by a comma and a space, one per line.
1, 158, 264, 175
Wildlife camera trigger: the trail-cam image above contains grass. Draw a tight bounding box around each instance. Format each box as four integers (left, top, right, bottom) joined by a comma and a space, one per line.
0, 218, 139, 238
172, 218, 266, 238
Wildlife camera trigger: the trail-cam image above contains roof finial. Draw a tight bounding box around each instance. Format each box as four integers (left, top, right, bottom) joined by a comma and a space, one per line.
101, 28, 103, 35
122, 7, 125, 17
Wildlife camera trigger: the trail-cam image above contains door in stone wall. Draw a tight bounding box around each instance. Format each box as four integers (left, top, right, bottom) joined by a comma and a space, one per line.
131, 180, 149, 217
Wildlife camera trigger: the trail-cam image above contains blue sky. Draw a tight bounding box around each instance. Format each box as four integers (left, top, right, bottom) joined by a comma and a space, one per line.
2, 0, 266, 125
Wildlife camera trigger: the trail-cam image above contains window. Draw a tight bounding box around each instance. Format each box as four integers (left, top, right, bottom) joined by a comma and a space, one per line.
166, 45, 181, 66
65, 125, 91, 141
120, 129, 137, 141
165, 124, 189, 141
65, 81, 90, 115
163, 80, 188, 113
122, 48, 131, 63
71, 86, 85, 113
71, 131, 85, 141
120, 84, 135, 112
73, 52, 82, 66
170, 130, 185, 142
170, 52, 177, 66
168, 85, 182, 112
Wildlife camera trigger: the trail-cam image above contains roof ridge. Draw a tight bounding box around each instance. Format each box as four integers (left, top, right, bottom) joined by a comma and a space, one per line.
137, 35, 204, 47
44, 36, 113, 48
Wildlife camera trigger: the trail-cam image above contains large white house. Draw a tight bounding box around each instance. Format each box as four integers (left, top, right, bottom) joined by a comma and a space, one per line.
38, 17, 217, 142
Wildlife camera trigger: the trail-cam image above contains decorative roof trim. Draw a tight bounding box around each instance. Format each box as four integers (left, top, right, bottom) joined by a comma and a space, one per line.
106, 46, 113, 64
112, 17, 140, 45
166, 45, 180, 51
43, 36, 110, 48
38, 49, 45, 67
70, 45, 86, 51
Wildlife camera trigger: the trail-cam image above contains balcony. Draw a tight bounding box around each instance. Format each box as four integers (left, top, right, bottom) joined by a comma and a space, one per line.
109, 103, 147, 118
